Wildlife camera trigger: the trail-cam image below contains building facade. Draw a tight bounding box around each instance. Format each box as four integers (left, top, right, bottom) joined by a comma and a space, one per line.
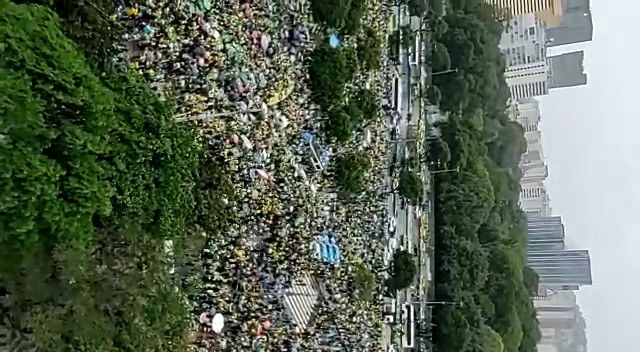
548, 51, 587, 89
546, 0, 593, 47
527, 216, 565, 251
505, 62, 549, 101
485, 0, 562, 19
527, 249, 593, 286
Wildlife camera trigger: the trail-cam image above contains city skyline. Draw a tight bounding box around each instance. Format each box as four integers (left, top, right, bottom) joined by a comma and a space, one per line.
508, 0, 640, 351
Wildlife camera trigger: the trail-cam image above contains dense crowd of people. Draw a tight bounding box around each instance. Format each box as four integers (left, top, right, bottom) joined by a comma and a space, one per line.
113, 0, 395, 350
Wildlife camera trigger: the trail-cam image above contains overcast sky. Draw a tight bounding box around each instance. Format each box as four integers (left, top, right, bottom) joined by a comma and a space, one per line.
538, 0, 639, 351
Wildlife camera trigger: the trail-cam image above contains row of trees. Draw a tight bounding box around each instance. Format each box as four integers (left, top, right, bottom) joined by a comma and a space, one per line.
0, 2, 234, 350
310, 0, 420, 299
309, 0, 383, 194
426, 1, 541, 352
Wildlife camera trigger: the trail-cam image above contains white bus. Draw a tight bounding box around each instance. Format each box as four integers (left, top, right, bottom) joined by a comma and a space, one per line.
402, 303, 415, 348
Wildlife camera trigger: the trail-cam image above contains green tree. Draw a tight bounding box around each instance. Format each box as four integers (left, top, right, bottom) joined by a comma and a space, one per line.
357, 26, 383, 71
432, 42, 452, 72
522, 266, 539, 295
399, 168, 423, 205
400, 25, 414, 49
333, 151, 371, 195
388, 30, 401, 62
428, 0, 446, 17
0, 2, 222, 350
408, 0, 428, 16
353, 88, 380, 122
388, 250, 417, 290
326, 106, 356, 143
426, 136, 451, 165
353, 262, 376, 301
309, 44, 357, 112
426, 85, 442, 106
310, 0, 365, 35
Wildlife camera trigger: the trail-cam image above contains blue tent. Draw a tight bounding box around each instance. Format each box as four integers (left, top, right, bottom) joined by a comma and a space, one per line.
302, 131, 314, 143
329, 34, 341, 48
314, 232, 341, 264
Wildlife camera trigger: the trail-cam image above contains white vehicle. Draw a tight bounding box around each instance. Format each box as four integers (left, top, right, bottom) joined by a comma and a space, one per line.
402, 303, 415, 348
388, 238, 398, 251
388, 216, 396, 233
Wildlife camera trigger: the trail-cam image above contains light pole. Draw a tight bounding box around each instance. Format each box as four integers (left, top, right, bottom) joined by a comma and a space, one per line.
429, 166, 460, 175
426, 300, 463, 307
432, 68, 458, 76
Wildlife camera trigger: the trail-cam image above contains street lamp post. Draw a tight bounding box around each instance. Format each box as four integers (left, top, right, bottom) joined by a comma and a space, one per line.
432, 68, 458, 76
429, 166, 460, 175
426, 300, 463, 307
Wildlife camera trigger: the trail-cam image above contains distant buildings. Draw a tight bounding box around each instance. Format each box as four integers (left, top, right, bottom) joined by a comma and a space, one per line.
534, 291, 578, 329
485, 0, 562, 21
514, 99, 553, 216
500, 2, 594, 349
545, 0, 593, 47
527, 216, 565, 251
528, 249, 593, 287
548, 51, 588, 89
497, 0, 590, 100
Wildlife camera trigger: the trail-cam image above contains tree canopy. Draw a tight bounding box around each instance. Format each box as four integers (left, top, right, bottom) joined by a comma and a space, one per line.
399, 168, 423, 205
310, 0, 366, 35
357, 26, 383, 71
388, 250, 417, 290
333, 151, 371, 195
428, 2, 539, 352
0, 2, 231, 350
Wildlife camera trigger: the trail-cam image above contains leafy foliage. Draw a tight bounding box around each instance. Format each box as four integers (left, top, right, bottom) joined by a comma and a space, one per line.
432, 42, 452, 72
310, 0, 366, 35
309, 43, 358, 112
388, 250, 417, 290
428, 2, 540, 352
388, 30, 401, 62
408, 0, 428, 16
357, 26, 383, 71
426, 85, 443, 106
353, 262, 376, 301
333, 151, 371, 195
399, 168, 423, 205
400, 25, 414, 49
0, 2, 229, 350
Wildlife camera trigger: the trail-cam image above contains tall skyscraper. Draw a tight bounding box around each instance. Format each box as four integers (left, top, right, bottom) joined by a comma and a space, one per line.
527, 216, 565, 251
534, 291, 578, 330
546, 0, 593, 47
527, 250, 593, 286
548, 51, 587, 89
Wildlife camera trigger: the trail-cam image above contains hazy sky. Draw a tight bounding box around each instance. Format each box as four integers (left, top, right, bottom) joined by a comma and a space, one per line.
538, 1, 639, 351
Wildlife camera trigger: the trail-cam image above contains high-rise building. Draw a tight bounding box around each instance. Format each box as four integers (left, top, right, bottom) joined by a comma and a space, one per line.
546, 0, 593, 47
535, 0, 563, 27
500, 14, 546, 68
534, 291, 578, 330
520, 181, 552, 217
527, 250, 593, 286
505, 62, 550, 101
513, 99, 552, 216
548, 51, 587, 89
527, 216, 565, 251
485, 0, 562, 19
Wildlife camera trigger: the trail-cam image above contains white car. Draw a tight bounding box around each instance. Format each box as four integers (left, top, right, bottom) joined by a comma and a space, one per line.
388, 217, 396, 233
388, 237, 398, 251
